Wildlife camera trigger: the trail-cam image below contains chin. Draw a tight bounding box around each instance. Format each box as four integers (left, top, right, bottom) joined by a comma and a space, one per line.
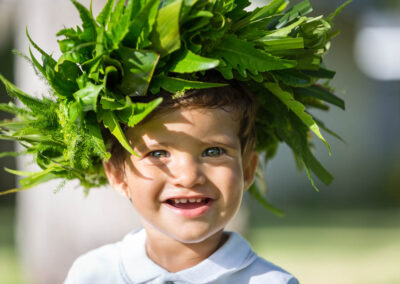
166, 226, 225, 244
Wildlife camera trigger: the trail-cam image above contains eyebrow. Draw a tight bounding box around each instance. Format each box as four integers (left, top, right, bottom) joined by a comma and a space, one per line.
133, 136, 239, 150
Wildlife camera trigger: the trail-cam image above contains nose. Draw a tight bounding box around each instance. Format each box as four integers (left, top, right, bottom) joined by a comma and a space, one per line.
169, 154, 206, 188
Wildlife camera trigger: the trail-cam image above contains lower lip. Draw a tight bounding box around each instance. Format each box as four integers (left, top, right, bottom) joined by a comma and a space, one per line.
164, 200, 214, 218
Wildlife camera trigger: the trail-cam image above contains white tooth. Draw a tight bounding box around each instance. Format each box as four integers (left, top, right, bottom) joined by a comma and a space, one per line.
180, 198, 187, 203
189, 198, 196, 203
174, 199, 180, 204
196, 198, 202, 203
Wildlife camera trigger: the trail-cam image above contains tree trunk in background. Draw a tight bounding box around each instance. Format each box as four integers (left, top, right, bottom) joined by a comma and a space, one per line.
13, 1, 247, 283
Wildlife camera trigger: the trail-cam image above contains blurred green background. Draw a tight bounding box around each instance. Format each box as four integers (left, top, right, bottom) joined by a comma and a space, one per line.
1, 0, 400, 283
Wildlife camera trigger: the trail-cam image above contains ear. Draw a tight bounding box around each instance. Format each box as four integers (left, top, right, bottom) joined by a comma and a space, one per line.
103, 159, 129, 198
243, 151, 259, 191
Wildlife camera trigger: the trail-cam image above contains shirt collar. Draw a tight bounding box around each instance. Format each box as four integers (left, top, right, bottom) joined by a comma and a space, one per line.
120, 229, 257, 284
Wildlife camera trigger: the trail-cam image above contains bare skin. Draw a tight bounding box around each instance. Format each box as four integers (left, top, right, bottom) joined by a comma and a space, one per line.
104, 107, 258, 273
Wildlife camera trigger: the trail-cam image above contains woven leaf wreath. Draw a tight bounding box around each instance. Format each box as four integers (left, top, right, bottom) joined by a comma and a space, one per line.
0, 0, 350, 214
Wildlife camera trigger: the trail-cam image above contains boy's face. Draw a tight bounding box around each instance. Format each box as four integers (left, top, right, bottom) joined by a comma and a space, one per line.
105, 107, 258, 244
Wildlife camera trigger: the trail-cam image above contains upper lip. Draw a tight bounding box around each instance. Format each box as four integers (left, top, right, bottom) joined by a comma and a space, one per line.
162, 195, 213, 202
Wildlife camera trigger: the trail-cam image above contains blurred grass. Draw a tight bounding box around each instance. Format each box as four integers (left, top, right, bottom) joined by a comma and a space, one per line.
0, 206, 25, 284
248, 208, 400, 284
0, 206, 399, 284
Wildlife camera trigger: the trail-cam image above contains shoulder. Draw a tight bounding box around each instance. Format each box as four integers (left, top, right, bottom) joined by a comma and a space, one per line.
64, 229, 144, 284
64, 241, 123, 284
208, 232, 298, 284
245, 256, 299, 284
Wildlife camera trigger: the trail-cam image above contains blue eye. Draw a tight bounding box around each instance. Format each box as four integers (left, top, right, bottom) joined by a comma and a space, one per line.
149, 150, 169, 158
202, 147, 225, 157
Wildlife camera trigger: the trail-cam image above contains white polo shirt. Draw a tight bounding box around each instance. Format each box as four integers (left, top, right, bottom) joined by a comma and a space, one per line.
65, 229, 298, 284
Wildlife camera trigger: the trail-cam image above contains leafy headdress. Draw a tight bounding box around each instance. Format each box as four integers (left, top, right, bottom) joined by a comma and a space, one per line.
0, 0, 350, 214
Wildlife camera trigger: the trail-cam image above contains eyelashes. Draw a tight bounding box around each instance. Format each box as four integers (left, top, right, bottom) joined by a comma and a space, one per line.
146, 147, 226, 159
202, 147, 226, 157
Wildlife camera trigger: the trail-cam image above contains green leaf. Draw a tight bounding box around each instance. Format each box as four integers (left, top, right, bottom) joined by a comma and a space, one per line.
233, 0, 289, 31
26, 29, 57, 67
71, 0, 97, 42
262, 17, 307, 38
312, 115, 344, 142
85, 112, 110, 160
124, 0, 161, 49
169, 49, 220, 73
101, 109, 137, 156
248, 184, 284, 217
118, 47, 160, 97
73, 82, 103, 112
129, 97, 163, 127
19, 166, 61, 188
210, 34, 296, 79
96, 0, 115, 27
327, 0, 352, 24
264, 82, 331, 154
151, 0, 183, 56
0, 102, 32, 117
0, 74, 51, 113
276, 0, 313, 29
294, 85, 345, 110
117, 96, 163, 127
274, 69, 312, 87
108, 0, 135, 48
150, 75, 228, 94
258, 37, 304, 51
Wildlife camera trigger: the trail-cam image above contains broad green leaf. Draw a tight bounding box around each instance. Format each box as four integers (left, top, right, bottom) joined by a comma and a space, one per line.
124, 0, 160, 49
73, 82, 103, 112
264, 82, 331, 154
169, 49, 220, 73
118, 47, 160, 97
128, 97, 163, 127
151, 0, 183, 56
150, 75, 228, 94
294, 85, 345, 110
101, 110, 137, 156
210, 34, 296, 79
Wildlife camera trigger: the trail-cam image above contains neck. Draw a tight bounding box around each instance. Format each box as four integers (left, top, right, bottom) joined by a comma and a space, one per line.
143, 225, 227, 272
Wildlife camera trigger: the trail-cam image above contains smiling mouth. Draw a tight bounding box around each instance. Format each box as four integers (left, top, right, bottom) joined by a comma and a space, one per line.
165, 198, 212, 209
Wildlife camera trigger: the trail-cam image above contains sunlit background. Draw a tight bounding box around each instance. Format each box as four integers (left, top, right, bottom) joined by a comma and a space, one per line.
0, 0, 399, 283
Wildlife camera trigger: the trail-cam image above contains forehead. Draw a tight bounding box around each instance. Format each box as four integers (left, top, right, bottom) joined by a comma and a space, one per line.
126, 107, 241, 145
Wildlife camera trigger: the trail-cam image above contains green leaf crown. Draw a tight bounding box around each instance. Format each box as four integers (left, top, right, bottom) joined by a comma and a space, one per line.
0, 0, 350, 212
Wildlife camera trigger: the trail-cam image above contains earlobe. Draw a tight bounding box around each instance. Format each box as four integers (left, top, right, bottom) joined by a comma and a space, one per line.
243, 151, 259, 191
103, 160, 129, 198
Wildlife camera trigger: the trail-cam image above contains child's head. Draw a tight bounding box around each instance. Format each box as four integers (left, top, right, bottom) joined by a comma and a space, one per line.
104, 78, 259, 243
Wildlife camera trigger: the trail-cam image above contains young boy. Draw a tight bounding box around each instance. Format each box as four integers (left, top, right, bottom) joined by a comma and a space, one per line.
0, 0, 346, 283
64, 84, 299, 283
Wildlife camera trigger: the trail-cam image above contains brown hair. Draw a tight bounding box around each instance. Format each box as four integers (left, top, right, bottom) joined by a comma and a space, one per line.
109, 75, 258, 162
